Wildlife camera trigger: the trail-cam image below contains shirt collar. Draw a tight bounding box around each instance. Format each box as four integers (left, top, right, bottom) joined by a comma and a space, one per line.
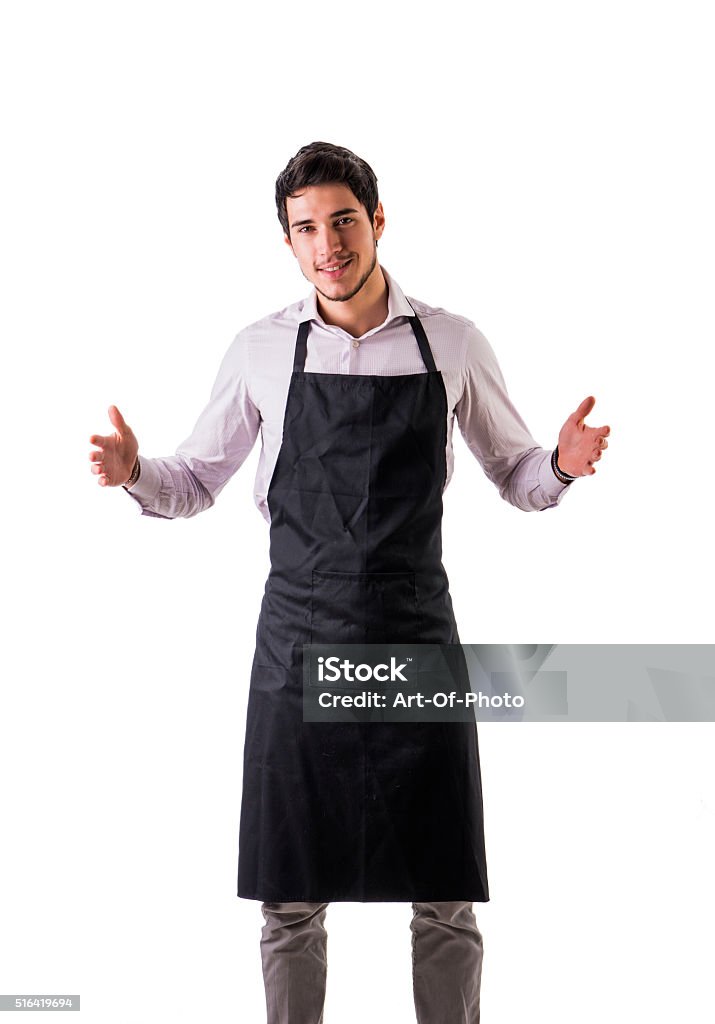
298, 264, 416, 329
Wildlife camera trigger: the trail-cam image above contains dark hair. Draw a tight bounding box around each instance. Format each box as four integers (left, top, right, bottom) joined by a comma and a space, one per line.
275, 141, 379, 237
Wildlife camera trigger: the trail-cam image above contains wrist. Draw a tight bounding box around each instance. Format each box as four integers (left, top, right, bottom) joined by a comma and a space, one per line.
551, 446, 578, 484
123, 455, 141, 489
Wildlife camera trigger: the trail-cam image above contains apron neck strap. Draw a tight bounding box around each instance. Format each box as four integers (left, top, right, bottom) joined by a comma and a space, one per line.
293, 313, 438, 373
407, 315, 437, 372
293, 320, 311, 372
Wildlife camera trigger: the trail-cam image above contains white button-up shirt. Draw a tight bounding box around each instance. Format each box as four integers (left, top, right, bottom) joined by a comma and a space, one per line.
126, 266, 571, 521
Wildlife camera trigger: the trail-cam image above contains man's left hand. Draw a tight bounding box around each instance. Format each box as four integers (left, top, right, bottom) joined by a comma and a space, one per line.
557, 396, 610, 477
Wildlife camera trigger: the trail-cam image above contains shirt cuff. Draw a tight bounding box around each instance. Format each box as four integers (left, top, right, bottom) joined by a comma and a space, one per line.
122, 456, 166, 516
538, 452, 574, 508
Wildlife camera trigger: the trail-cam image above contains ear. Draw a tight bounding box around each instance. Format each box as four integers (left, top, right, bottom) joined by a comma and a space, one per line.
373, 200, 386, 243
284, 233, 295, 255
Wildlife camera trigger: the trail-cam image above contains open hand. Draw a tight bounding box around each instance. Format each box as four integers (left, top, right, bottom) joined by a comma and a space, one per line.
89, 405, 139, 487
557, 396, 610, 477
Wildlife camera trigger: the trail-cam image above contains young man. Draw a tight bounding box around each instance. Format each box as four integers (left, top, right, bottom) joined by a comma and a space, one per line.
89, 141, 610, 1023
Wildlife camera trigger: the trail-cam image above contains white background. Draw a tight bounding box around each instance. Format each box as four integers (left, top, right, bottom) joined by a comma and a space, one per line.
1, 1, 713, 1021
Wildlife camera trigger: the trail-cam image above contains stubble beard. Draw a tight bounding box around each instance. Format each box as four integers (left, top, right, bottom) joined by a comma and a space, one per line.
312, 245, 378, 304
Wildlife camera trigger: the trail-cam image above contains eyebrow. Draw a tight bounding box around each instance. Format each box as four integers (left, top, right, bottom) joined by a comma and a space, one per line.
289, 208, 360, 228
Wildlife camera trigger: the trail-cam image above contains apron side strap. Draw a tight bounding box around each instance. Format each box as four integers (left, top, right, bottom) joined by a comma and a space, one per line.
293, 319, 311, 372
408, 315, 438, 373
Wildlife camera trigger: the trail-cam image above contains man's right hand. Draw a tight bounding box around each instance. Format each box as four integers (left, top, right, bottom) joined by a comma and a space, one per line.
89, 405, 139, 487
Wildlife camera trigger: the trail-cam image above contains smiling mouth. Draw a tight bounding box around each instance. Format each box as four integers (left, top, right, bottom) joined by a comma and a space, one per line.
318, 258, 353, 274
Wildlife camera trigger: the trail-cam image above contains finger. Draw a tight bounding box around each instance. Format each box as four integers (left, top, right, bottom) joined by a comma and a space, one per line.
90, 462, 106, 476
98, 473, 110, 486
89, 450, 104, 462
108, 405, 128, 434
572, 395, 595, 424
89, 434, 110, 448
591, 450, 602, 461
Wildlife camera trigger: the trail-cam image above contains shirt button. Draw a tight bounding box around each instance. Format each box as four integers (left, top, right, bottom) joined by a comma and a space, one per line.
352, 340, 360, 349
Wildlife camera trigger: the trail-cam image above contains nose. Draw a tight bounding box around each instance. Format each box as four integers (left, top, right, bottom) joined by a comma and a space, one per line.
316, 224, 342, 259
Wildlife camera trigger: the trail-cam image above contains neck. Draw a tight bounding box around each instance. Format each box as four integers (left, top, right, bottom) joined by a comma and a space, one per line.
315, 261, 388, 338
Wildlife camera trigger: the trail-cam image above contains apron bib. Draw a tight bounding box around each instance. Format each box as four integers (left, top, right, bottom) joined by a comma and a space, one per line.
237, 312, 489, 903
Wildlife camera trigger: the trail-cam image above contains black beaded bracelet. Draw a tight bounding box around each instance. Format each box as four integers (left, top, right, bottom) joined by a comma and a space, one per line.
551, 446, 578, 484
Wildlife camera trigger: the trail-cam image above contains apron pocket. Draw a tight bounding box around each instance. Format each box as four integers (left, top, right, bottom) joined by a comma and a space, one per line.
310, 570, 422, 644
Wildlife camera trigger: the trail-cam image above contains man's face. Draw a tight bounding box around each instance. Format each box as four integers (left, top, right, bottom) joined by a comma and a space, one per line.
284, 182, 385, 304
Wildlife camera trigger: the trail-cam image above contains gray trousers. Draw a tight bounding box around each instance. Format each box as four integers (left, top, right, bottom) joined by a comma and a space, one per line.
260, 901, 483, 1023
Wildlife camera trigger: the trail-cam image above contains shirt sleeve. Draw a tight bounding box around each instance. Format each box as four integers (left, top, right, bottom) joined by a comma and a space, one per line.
454, 325, 572, 512
124, 331, 261, 519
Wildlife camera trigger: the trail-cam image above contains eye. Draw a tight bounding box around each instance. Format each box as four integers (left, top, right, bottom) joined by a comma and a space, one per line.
336, 217, 354, 225
298, 225, 314, 233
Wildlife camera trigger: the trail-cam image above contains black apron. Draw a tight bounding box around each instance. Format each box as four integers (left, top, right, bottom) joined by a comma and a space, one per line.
237, 312, 489, 903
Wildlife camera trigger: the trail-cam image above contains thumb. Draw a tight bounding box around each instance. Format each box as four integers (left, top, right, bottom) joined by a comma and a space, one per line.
571, 395, 595, 425
108, 404, 129, 435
